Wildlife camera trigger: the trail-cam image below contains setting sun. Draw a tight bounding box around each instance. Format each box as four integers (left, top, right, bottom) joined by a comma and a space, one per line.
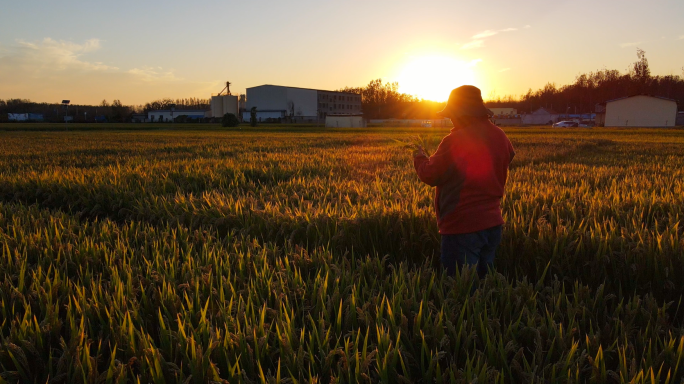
395, 55, 478, 102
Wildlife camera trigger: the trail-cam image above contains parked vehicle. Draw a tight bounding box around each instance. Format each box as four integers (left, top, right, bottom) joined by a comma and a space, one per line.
552, 121, 579, 128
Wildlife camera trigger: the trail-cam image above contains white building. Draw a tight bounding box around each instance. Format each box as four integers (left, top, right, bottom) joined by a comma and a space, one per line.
522, 107, 559, 125
148, 109, 208, 123
602, 95, 677, 127
8, 113, 29, 121
325, 114, 365, 128
243, 85, 362, 122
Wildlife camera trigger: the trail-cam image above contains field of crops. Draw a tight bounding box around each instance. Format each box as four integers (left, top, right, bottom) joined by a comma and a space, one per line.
1, 125, 683, 383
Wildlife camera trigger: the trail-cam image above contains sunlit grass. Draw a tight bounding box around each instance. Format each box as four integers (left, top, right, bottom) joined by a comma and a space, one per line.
0, 127, 683, 382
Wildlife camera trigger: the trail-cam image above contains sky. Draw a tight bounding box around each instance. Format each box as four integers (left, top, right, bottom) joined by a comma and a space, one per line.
1, 0, 683, 105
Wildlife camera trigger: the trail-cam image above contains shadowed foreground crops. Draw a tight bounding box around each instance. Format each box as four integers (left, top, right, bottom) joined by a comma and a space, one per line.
1, 127, 683, 383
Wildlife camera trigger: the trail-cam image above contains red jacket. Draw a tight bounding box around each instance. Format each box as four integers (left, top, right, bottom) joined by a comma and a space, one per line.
414, 120, 514, 234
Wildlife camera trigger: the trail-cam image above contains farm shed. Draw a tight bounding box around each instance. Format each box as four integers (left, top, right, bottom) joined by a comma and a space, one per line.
325, 114, 365, 128
603, 95, 677, 127
522, 107, 559, 125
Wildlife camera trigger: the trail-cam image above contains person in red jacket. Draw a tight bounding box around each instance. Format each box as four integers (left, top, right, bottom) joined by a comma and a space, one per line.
413, 85, 515, 279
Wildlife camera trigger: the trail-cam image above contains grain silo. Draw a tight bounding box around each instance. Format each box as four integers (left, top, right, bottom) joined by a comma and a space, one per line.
211, 96, 224, 117
211, 81, 239, 118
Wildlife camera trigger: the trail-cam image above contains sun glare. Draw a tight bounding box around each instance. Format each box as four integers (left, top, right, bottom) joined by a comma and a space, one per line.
395, 55, 477, 102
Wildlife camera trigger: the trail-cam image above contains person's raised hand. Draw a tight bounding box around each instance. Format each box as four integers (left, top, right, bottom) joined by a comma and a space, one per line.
412, 145, 427, 158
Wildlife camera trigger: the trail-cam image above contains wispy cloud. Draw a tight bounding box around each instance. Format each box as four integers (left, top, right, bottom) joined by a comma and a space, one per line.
619, 41, 642, 47
472, 30, 497, 39
11, 38, 118, 71
0, 38, 184, 82
461, 40, 484, 50
0, 37, 213, 103
469, 58, 483, 66
471, 27, 518, 39
678, 35, 684, 40
524, 25, 531, 29
498, 68, 511, 73
128, 66, 181, 82
463, 26, 527, 50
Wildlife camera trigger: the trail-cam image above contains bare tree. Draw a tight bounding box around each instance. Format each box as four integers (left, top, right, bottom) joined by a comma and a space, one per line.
631, 48, 651, 80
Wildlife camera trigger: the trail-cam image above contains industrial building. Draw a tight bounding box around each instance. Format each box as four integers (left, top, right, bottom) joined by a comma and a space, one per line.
596, 95, 677, 127
243, 85, 362, 122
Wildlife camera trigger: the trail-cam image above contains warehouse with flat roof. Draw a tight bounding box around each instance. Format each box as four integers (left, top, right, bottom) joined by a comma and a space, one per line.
244, 85, 362, 122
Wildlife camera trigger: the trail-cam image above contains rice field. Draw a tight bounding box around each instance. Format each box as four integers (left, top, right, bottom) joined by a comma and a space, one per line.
1, 125, 683, 383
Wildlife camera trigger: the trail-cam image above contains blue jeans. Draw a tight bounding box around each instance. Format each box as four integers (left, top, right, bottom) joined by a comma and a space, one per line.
441, 225, 502, 279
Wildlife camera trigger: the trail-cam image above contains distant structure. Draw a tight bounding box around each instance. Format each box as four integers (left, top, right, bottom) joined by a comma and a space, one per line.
148, 110, 207, 122
677, 111, 684, 126
244, 85, 362, 122
489, 108, 517, 116
522, 107, 559, 125
238, 94, 246, 111
8, 113, 43, 122
490, 108, 521, 126
325, 114, 365, 128
131, 113, 147, 123
595, 95, 677, 127
368, 118, 451, 127
211, 81, 239, 119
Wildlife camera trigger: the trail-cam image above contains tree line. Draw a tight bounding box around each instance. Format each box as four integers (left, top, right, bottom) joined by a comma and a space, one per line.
338, 79, 445, 119
142, 98, 210, 112
341, 49, 682, 118
0, 97, 211, 123
3, 48, 680, 122
0, 99, 132, 123
486, 48, 684, 113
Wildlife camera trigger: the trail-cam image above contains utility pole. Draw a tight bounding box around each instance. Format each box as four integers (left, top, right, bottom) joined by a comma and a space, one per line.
62, 100, 70, 130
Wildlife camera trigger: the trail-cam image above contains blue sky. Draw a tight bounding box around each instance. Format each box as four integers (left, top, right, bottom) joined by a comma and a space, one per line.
1, 0, 682, 104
